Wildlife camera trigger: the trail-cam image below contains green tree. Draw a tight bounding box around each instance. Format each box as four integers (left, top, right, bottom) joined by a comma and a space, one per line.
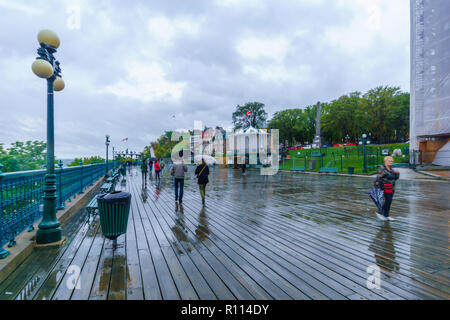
268, 109, 306, 145
361, 86, 404, 143
0, 140, 47, 172
148, 131, 179, 159
232, 102, 268, 130
67, 156, 104, 166
321, 92, 362, 143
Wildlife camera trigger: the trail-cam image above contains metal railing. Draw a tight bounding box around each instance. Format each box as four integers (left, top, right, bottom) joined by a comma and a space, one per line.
0, 163, 107, 251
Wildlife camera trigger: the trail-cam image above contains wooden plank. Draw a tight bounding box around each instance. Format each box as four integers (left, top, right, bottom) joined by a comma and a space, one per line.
108, 235, 126, 300
53, 219, 101, 300
131, 182, 203, 300
88, 238, 114, 300
71, 234, 104, 300
151, 196, 257, 300
209, 184, 448, 298
131, 190, 181, 300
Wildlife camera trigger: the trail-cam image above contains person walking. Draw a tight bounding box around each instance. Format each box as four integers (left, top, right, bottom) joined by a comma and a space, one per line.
242, 159, 246, 175
171, 153, 188, 204
154, 159, 161, 181
374, 156, 400, 221
160, 160, 165, 175
140, 158, 148, 186
195, 158, 210, 206
148, 160, 153, 179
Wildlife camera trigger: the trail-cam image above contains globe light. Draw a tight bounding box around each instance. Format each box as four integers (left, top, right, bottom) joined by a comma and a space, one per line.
359, 141, 363, 145
32, 59, 53, 78
37, 29, 60, 48
367, 141, 371, 144
362, 133, 367, 139
53, 77, 65, 91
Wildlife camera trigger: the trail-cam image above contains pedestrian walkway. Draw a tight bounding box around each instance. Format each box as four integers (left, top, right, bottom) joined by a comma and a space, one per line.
1, 167, 448, 300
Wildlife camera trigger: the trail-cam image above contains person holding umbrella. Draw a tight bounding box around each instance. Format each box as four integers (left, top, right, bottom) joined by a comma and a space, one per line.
374, 156, 400, 221
148, 160, 153, 179
195, 158, 210, 206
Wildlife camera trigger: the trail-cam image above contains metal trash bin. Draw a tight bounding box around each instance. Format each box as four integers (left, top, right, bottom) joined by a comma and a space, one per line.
308, 159, 316, 170
348, 167, 355, 174
97, 191, 131, 240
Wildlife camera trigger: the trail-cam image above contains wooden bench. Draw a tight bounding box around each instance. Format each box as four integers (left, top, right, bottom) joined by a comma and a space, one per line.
86, 197, 98, 215
292, 166, 306, 171
100, 183, 114, 193
319, 167, 339, 173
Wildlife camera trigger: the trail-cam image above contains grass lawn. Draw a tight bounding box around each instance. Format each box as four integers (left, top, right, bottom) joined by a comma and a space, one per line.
280, 143, 409, 174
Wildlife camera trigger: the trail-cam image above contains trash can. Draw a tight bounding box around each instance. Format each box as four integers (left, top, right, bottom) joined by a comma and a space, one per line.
97, 191, 131, 240
308, 159, 316, 170
348, 167, 355, 174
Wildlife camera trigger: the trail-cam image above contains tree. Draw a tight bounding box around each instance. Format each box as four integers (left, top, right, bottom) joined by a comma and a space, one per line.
361, 86, 404, 143
232, 102, 268, 130
321, 92, 362, 143
268, 109, 306, 145
0, 140, 47, 172
67, 156, 104, 166
148, 131, 179, 159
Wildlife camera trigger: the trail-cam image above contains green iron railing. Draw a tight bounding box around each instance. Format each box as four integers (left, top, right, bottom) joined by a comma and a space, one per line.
0, 163, 108, 257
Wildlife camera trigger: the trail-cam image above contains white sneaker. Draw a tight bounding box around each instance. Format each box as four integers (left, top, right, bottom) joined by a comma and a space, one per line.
386, 217, 396, 221
376, 213, 387, 221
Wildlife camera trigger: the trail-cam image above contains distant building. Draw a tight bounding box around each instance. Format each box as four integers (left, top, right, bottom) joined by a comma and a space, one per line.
410, 0, 450, 165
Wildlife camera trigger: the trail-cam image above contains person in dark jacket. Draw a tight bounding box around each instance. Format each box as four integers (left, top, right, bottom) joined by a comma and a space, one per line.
140, 158, 148, 186
375, 156, 400, 221
171, 152, 188, 204
195, 158, 210, 206
148, 160, 153, 179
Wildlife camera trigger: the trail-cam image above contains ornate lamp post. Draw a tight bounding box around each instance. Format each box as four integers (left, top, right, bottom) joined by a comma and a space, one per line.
359, 133, 371, 173
32, 30, 65, 244
105, 135, 110, 177
112, 146, 115, 170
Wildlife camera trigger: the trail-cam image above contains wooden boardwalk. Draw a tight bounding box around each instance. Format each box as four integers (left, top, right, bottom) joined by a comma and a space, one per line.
1, 166, 449, 300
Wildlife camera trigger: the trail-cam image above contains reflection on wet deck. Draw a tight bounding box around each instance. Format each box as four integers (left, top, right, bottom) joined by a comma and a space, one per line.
1, 167, 449, 300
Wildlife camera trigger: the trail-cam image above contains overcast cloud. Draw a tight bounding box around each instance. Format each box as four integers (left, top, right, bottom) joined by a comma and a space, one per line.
0, 0, 410, 158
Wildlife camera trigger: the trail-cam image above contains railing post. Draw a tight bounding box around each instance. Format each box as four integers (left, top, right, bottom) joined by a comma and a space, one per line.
57, 160, 64, 210
0, 163, 10, 259
79, 160, 84, 194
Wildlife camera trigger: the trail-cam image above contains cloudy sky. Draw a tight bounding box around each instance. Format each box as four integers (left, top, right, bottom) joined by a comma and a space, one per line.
0, 0, 410, 158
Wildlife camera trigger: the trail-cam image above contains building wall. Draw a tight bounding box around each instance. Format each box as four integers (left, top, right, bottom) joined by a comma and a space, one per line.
410, 0, 450, 161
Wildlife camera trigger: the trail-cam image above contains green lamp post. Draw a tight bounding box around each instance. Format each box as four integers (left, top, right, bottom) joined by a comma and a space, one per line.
105, 135, 110, 177
32, 29, 65, 244
359, 133, 371, 174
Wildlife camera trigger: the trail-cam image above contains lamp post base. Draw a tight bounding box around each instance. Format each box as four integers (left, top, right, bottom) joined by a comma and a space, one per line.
34, 236, 66, 249
36, 227, 62, 245
0, 248, 10, 259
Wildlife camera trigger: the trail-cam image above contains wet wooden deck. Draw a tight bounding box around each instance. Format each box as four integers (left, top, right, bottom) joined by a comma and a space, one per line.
1, 167, 449, 300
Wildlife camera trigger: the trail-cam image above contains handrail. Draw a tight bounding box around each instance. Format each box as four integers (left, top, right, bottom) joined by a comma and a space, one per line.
0, 163, 106, 252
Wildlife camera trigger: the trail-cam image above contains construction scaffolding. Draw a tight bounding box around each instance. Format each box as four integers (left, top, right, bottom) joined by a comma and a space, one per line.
410, 0, 450, 165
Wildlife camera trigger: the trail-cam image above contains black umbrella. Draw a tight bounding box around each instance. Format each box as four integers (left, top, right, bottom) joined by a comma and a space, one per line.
148, 157, 157, 161
368, 187, 384, 213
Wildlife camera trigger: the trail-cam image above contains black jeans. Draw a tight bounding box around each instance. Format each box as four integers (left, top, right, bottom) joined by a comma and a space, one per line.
382, 193, 394, 217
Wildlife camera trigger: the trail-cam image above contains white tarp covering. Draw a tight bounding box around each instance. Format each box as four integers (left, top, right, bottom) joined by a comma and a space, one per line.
410, 0, 450, 151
